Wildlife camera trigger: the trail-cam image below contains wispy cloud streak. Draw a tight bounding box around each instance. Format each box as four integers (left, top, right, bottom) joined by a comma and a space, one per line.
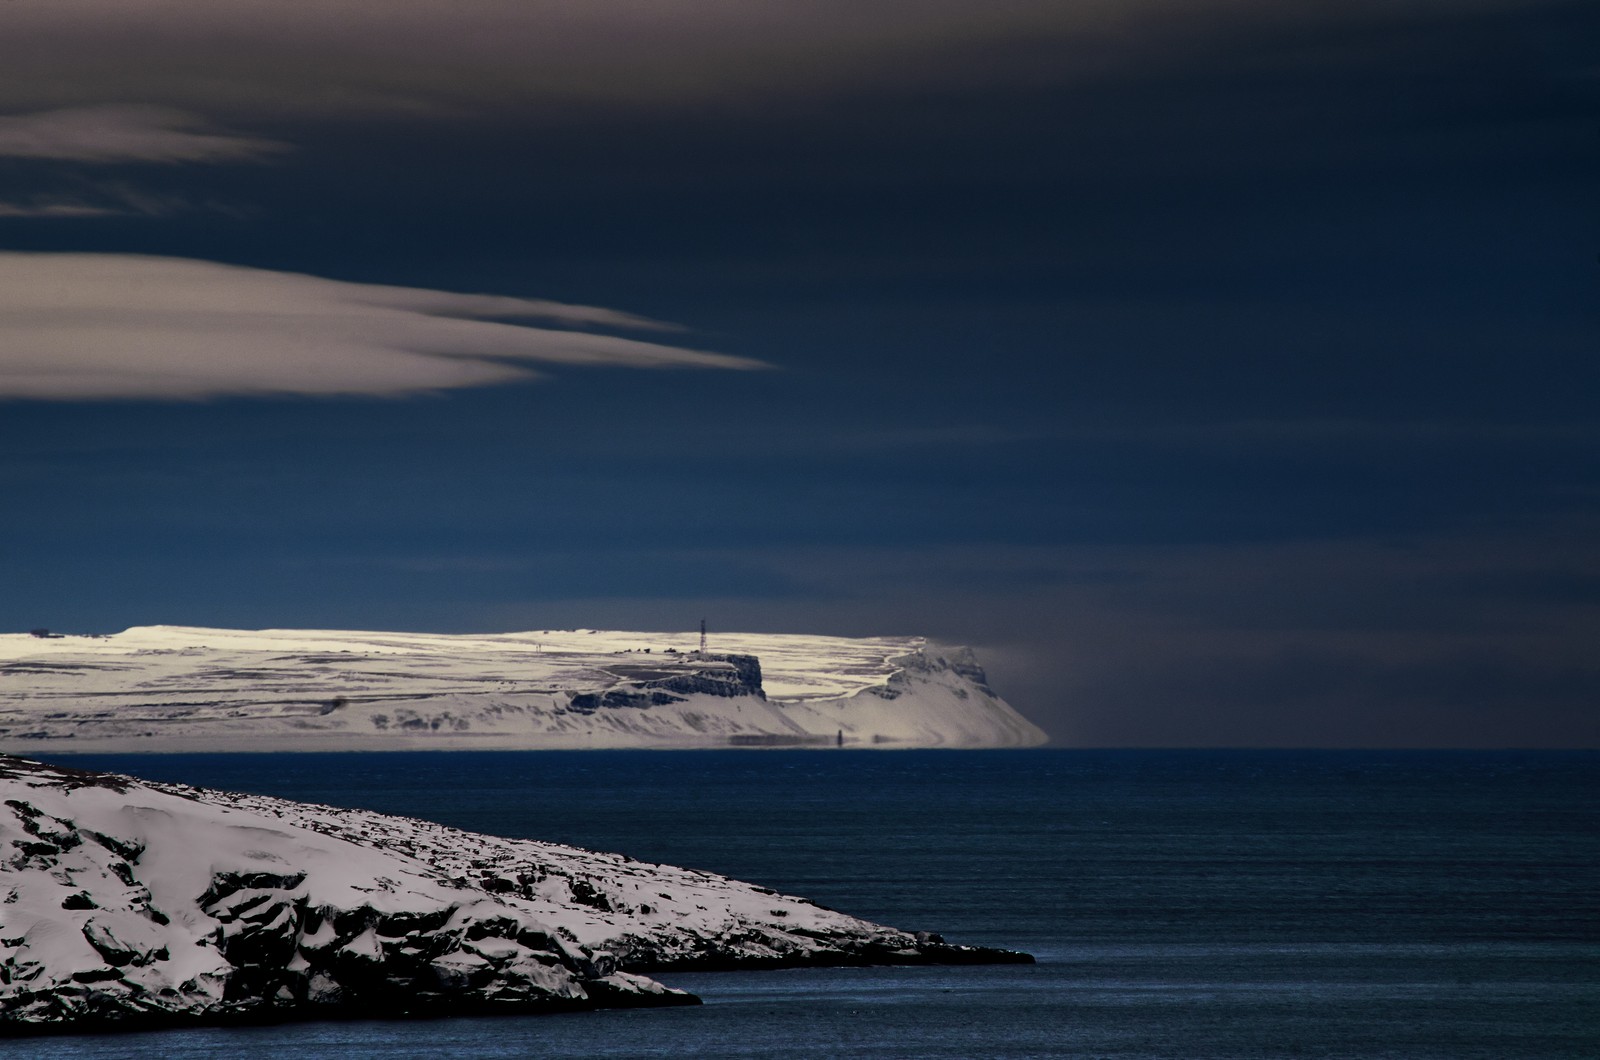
0, 200, 120, 219
0, 106, 287, 164
0, 254, 765, 401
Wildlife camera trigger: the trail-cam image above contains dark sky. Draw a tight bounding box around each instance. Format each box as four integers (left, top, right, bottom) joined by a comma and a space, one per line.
1, 1, 1596, 746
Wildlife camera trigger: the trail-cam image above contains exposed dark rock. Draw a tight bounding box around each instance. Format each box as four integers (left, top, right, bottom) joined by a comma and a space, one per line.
86, 831, 144, 863
82, 919, 167, 968
1, 753, 1030, 1037
567, 879, 612, 911
568, 654, 766, 712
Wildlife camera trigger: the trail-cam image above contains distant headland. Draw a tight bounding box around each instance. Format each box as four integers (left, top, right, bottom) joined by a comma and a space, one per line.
0, 626, 1048, 753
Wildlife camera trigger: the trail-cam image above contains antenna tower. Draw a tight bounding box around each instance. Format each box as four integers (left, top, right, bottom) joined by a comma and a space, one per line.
699, 618, 707, 657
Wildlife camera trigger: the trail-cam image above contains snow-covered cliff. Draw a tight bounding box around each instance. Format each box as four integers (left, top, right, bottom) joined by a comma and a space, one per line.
0, 755, 1029, 1034
0, 627, 1047, 753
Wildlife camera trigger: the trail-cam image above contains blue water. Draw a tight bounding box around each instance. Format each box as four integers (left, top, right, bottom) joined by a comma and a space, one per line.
10, 750, 1598, 1058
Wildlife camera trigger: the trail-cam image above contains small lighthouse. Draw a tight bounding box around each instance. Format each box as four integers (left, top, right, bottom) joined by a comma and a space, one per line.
698, 618, 707, 658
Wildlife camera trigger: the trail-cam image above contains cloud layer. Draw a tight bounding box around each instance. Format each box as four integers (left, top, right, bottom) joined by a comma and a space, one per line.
0, 254, 763, 400
0, 1, 1532, 119
0, 106, 287, 164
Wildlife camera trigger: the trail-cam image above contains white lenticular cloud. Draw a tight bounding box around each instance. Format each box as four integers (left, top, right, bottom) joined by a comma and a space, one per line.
0, 105, 287, 164
0, 253, 766, 401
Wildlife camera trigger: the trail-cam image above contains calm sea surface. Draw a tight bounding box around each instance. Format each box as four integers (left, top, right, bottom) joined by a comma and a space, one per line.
11, 750, 1598, 1058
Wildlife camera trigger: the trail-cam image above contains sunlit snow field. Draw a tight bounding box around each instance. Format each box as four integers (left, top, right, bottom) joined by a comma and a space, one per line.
0, 627, 1045, 750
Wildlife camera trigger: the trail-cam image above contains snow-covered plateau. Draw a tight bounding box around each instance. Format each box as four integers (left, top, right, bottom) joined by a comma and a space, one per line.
0, 626, 1047, 753
0, 755, 1030, 1033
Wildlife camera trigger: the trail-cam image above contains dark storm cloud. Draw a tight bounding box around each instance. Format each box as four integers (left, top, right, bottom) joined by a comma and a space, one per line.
0, 0, 1180, 115
0, 1, 1566, 119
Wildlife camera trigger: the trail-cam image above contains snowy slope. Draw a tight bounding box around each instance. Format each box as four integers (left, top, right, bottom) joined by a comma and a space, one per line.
0, 627, 1046, 753
0, 755, 1028, 1033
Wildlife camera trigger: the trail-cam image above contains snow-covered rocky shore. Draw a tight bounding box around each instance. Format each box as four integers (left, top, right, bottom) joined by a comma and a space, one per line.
0, 755, 1030, 1035
0, 626, 1047, 752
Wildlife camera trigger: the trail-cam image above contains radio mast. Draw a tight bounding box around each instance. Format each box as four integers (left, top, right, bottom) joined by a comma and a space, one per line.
699, 618, 707, 658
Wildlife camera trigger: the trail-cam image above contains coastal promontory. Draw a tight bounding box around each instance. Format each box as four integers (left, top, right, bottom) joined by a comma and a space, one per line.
0, 626, 1047, 753
0, 755, 1029, 1034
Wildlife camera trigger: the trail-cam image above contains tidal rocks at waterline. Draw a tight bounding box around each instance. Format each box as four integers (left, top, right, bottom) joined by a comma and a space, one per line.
0, 756, 1031, 1034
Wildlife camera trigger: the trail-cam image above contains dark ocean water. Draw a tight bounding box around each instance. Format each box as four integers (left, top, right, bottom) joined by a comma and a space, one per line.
11, 750, 1598, 1059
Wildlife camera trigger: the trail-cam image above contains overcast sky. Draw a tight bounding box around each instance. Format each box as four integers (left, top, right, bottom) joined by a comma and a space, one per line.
1, 0, 1595, 746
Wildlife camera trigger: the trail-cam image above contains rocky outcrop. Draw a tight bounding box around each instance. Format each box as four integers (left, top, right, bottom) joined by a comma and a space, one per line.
0, 760, 686, 1034
0, 756, 1030, 1036
567, 654, 764, 712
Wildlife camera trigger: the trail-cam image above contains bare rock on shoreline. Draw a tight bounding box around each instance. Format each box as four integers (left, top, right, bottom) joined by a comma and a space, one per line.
0, 755, 1030, 1035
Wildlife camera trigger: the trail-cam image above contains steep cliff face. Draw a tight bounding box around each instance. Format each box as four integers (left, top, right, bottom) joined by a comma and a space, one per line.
773, 644, 1049, 748
0, 756, 1028, 1035
567, 654, 763, 712
0, 627, 1046, 752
